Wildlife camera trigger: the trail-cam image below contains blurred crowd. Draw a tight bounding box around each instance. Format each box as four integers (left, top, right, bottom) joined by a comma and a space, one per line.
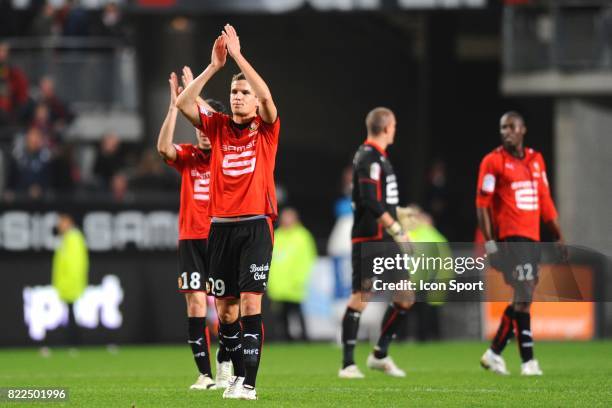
0, 2, 175, 203
1, 1, 127, 39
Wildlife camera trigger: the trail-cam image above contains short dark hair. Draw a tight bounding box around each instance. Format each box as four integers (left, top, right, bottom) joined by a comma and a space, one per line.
232, 72, 246, 82
205, 98, 228, 114
501, 111, 525, 125
366, 107, 395, 136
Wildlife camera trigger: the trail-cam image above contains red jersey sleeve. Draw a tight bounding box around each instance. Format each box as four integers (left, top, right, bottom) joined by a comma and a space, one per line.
259, 115, 280, 145
476, 153, 498, 208
196, 104, 225, 142
535, 153, 558, 222
165, 143, 190, 172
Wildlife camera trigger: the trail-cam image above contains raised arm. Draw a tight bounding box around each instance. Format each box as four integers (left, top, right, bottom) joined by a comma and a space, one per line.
222, 24, 277, 124
156, 72, 180, 162
181, 65, 212, 112
176, 36, 227, 126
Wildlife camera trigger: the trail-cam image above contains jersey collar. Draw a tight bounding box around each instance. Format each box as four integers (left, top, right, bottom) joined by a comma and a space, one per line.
364, 140, 387, 157
231, 115, 259, 130
195, 146, 211, 159
500, 145, 532, 162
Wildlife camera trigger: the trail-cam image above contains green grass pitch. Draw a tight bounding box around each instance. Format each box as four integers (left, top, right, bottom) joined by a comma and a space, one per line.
0, 341, 610, 407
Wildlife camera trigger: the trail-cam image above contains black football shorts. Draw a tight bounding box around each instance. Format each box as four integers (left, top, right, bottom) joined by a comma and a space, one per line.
351, 238, 405, 293
207, 217, 273, 298
495, 236, 541, 303
177, 239, 208, 293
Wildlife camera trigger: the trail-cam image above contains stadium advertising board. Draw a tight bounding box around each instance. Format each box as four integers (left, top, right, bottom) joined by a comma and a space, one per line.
0, 207, 178, 252
0, 249, 187, 346
482, 263, 596, 340
0, 203, 183, 346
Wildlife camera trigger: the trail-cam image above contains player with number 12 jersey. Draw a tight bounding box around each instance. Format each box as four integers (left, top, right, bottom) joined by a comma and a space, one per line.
477, 111, 563, 377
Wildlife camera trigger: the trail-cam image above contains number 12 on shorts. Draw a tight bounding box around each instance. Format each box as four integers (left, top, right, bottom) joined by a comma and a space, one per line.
515, 264, 534, 281
180, 272, 201, 290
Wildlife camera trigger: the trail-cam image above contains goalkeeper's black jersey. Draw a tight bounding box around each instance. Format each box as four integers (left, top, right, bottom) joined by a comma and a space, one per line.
351, 141, 399, 242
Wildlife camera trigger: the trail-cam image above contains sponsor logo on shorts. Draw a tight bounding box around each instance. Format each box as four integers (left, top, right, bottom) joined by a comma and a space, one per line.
249, 263, 269, 281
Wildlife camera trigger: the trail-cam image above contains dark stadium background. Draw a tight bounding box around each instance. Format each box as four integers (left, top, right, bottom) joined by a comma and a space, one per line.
0, 2, 557, 244
0, 0, 609, 346
134, 10, 554, 244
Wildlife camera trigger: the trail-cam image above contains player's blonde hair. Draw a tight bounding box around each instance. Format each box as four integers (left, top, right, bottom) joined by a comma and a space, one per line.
366, 107, 395, 136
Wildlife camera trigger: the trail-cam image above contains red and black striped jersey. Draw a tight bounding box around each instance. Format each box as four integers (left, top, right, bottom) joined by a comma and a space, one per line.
351, 140, 399, 243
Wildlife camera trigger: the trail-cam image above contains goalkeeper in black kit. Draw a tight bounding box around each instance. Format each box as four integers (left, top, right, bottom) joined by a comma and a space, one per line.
338, 107, 414, 379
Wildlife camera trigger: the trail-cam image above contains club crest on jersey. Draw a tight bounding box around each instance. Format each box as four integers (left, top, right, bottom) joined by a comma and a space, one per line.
248, 121, 259, 137
482, 174, 496, 193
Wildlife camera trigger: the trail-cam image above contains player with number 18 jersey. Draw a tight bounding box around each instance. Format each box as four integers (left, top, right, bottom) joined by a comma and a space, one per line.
165, 143, 211, 292
169, 143, 211, 240
157, 70, 226, 391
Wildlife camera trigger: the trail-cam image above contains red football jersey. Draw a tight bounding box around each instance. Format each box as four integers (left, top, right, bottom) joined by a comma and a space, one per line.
197, 106, 280, 219
165, 143, 211, 240
476, 146, 558, 241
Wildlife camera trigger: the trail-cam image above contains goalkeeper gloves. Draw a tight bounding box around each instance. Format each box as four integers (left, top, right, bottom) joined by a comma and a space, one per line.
386, 221, 413, 254
386, 221, 406, 243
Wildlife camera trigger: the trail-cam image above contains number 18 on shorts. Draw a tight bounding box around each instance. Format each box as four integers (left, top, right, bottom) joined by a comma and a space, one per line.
177, 239, 208, 292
